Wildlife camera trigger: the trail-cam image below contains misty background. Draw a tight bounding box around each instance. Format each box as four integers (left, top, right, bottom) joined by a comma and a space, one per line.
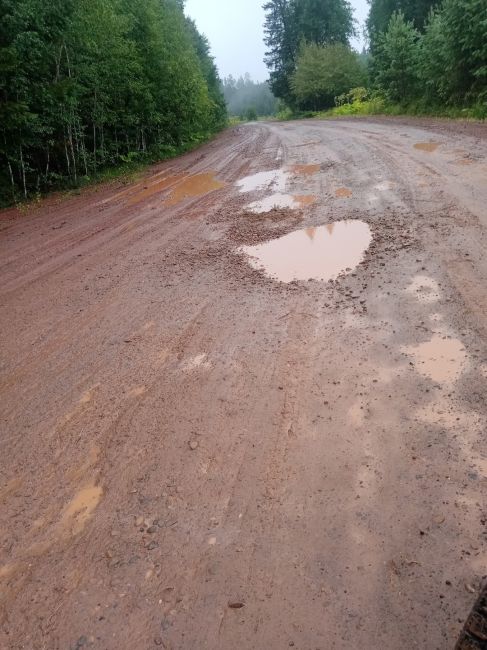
184, 0, 368, 82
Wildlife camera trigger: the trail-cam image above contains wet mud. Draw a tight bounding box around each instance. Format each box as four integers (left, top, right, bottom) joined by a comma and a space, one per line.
1, 117, 487, 650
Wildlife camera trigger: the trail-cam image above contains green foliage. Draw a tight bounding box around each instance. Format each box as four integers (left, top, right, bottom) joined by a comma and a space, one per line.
367, 0, 440, 50
369, 0, 487, 111
222, 74, 278, 117
372, 11, 420, 103
263, 0, 355, 105
291, 43, 366, 110
0, 0, 226, 205
244, 107, 259, 121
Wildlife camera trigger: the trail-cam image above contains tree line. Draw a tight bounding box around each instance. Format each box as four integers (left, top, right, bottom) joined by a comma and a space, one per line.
222, 74, 278, 120
0, 0, 226, 205
263, 0, 487, 115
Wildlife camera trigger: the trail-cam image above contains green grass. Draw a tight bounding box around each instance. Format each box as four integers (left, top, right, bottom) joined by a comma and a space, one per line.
276, 97, 487, 122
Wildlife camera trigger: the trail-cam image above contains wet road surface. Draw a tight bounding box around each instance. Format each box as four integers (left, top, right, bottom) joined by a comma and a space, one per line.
1, 117, 487, 649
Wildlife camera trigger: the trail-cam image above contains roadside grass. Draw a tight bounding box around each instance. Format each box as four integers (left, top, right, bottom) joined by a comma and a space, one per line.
276, 98, 487, 122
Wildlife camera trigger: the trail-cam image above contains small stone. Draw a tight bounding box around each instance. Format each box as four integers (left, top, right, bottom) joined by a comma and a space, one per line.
146, 541, 158, 551
189, 440, 199, 450
154, 637, 163, 646
228, 601, 245, 609
135, 516, 144, 527
147, 526, 158, 534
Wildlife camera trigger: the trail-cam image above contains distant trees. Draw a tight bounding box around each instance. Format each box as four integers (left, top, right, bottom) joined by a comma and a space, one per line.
264, 0, 486, 114
263, 0, 355, 106
291, 43, 366, 109
0, 0, 226, 204
222, 74, 278, 118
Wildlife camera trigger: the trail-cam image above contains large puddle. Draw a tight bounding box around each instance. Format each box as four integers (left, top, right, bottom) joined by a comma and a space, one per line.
240, 220, 372, 282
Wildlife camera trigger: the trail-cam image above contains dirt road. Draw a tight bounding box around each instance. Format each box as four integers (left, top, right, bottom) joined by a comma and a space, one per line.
1, 117, 486, 650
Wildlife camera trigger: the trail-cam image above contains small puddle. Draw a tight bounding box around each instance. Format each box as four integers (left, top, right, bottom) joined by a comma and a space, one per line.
246, 193, 316, 213
290, 164, 321, 175
335, 187, 352, 198
414, 142, 440, 153
237, 170, 289, 193
240, 220, 372, 282
165, 172, 225, 206
403, 335, 467, 385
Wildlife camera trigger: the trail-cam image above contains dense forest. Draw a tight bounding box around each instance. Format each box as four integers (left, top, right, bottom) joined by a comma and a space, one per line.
264, 0, 487, 115
222, 74, 278, 119
0, 0, 226, 205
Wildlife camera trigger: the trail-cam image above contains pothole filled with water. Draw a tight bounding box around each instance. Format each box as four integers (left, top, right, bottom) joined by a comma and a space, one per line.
240, 220, 372, 282
414, 142, 440, 153
237, 169, 290, 193
402, 334, 468, 385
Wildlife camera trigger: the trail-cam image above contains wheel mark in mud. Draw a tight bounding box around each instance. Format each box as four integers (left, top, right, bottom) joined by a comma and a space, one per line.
240, 220, 372, 283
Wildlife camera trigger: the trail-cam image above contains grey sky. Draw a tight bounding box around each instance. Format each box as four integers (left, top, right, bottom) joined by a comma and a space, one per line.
184, 0, 369, 82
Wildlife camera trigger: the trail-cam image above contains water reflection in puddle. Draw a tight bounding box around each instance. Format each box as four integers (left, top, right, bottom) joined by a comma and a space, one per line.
247, 193, 316, 213
165, 172, 225, 206
414, 142, 440, 152
403, 335, 467, 385
240, 220, 372, 282
237, 170, 289, 193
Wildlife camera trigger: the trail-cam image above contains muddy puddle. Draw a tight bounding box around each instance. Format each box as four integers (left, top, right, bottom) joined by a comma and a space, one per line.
403, 335, 468, 385
335, 187, 353, 198
247, 193, 316, 213
240, 220, 372, 282
128, 173, 187, 205
237, 170, 289, 193
165, 172, 225, 206
414, 142, 440, 153
237, 164, 320, 196
290, 164, 321, 175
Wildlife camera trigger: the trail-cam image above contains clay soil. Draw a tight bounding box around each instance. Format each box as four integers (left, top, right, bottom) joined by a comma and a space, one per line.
1, 118, 487, 649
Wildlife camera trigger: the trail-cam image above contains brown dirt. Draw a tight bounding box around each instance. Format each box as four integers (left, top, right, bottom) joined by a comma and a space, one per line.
1, 119, 487, 650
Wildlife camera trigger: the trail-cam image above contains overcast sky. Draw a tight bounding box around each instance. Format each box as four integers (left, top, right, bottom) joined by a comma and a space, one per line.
185, 0, 369, 82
